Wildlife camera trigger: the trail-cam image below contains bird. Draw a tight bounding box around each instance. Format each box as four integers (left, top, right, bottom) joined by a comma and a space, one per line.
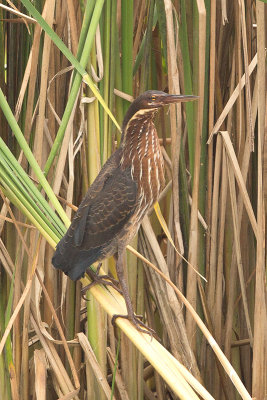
52, 90, 197, 333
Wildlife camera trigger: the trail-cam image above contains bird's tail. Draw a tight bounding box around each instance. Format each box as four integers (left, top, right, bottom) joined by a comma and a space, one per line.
52, 239, 100, 281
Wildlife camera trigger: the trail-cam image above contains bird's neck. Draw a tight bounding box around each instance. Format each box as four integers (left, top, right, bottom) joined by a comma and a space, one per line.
120, 110, 156, 149
120, 113, 156, 164
120, 111, 165, 211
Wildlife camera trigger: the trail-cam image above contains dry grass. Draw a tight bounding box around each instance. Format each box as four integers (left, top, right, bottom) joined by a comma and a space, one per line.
0, 1, 266, 399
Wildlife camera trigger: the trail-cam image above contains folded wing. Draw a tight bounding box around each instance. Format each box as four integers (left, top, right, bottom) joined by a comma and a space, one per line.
52, 152, 137, 280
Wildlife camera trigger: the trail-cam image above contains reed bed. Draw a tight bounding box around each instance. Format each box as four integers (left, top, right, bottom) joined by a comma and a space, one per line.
0, 1, 266, 399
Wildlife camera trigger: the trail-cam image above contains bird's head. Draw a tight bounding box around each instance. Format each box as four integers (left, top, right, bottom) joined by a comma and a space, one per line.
133, 90, 198, 109
122, 90, 198, 132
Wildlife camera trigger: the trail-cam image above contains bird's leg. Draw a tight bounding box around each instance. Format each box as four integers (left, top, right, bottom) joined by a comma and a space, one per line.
82, 263, 121, 300
111, 249, 155, 337
87, 263, 120, 287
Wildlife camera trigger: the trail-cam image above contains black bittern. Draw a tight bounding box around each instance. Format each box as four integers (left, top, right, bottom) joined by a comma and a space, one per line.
52, 90, 197, 333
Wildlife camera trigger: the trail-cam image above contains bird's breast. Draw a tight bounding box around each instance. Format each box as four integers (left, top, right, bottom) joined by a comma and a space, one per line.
121, 122, 165, 222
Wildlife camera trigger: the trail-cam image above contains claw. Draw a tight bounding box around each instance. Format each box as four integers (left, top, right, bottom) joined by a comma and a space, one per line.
82, 264, 122, 300
111, 313, 156, 338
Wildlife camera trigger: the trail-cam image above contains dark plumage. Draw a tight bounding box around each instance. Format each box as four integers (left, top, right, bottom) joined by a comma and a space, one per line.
52, 90, 197, 332
53, 150, 136, 280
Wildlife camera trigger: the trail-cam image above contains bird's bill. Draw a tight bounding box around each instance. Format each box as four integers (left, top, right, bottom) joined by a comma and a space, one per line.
161, 94, 199, 104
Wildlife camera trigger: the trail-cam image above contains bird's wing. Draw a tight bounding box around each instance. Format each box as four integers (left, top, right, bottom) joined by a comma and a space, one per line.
64, 165, 137, 250
66, 149, 122, 246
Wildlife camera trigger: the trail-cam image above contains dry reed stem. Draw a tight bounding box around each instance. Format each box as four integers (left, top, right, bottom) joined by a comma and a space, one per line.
14, 49, 33, 119
208, 53, 258, 142
222, 126, 257, 361
0, 238, 40, 355
30, 314, 79, 399
0, 239, 14, 279
188, 195, 208, 230
141, 216, 200, 379
186, 0, 206, 349
14, 233, 28, 391
106, 347, 131, 400
239, 0, 253, 151
0, 193, 80, 392
46, 65, 74, 125
92, 26, 104, 82
34, 349, 48, 400
206, 0, 216, 293
154, 202, 207, 281
52, 90, 79, 196
21, 232, 37, 399
9, 363, 19, 400
34, 0, 55, 171
140, 233, 198, 371
226, 157, 253, 344
66, 0, 79, 55
197, 279, 229, 398
77, 333, 115, 400
0, 200, 31, 397
220, 131, 257, 235
207, 135, 222, 320
133, 1, 147, 61
0, 214, 35, 228
125, 246, 252, 400
35, 269, 80, 388
0, 3, 36, 24
235, 3, 244, 157
164, 0, 184, 256
82, 277, 205, 400
214, 148, 227, 345
222, 50, 262, 372
0, 192, 39, 362
23, 1, 47, 147
66, 129, 75, 220
252, 4, 267, 398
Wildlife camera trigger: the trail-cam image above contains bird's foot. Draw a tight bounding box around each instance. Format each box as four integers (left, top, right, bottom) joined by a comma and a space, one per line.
111, 313, 156, 338
82, 263, 122, 300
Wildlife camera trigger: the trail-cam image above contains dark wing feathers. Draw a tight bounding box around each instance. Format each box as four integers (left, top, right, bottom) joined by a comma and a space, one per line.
59, 149, 120, 248
73, 203, 89, 246
52, 150, 137, 280
82, 172, 137, 249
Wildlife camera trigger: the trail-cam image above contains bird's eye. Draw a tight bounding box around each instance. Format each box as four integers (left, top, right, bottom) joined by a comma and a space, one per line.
151, 95, 156, 101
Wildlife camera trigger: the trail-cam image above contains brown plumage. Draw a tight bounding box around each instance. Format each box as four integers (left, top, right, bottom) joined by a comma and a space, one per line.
52, 90, 197, 332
